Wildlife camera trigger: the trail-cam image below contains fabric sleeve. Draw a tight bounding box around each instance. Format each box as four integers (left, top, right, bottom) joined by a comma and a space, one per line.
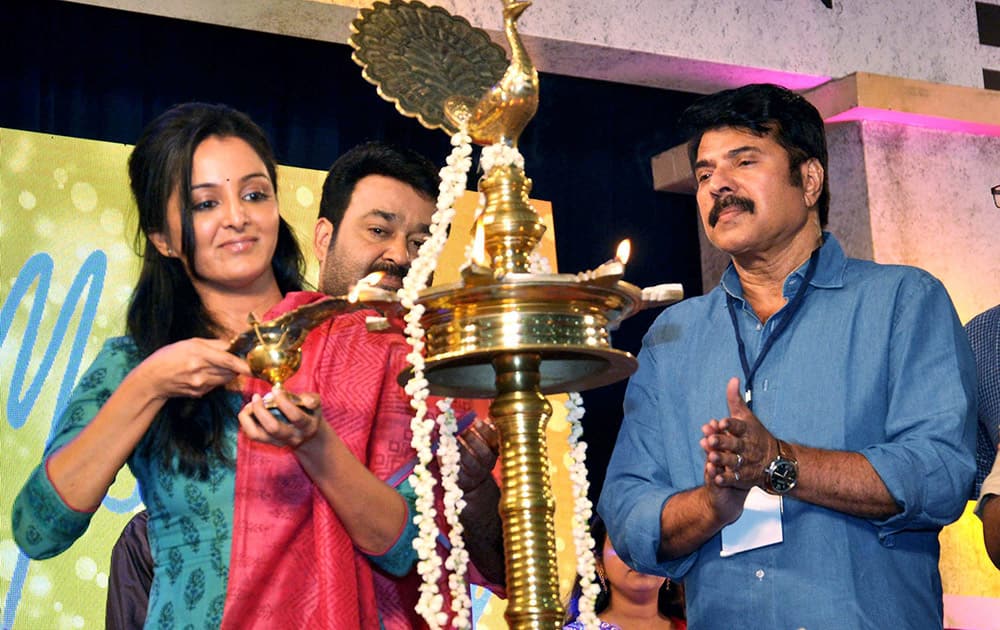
863, 273, 977, 537
12, 337, 138, 559
364, 478, 419, 577
598, 340, 697, 578
967, 307, 1000, 449
968, 307, 1000, 498
105, 510, 153, 630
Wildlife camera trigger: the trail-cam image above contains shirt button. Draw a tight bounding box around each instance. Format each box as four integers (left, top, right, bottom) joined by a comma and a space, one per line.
756, 323, 762, 330
755, 569, 765, 579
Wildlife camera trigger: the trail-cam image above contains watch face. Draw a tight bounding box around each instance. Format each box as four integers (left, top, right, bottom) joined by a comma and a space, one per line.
769, 459, 798, 494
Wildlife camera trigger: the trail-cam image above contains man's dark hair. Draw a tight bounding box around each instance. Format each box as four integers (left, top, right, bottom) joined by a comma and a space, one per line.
318, 140, 440, 228
678, 83, 830, 227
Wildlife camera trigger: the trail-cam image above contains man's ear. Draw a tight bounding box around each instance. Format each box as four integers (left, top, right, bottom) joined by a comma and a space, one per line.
313, 218, 334, 265
148, 232, 173, 258
801, 157, 824, 208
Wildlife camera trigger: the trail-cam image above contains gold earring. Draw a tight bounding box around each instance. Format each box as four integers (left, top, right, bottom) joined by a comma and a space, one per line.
596, 565, 608, 591
166, 247, 174, 256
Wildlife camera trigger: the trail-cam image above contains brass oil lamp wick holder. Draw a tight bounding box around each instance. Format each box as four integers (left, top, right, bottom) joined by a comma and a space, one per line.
228, 274, 400, 418
245, 313, 304, 413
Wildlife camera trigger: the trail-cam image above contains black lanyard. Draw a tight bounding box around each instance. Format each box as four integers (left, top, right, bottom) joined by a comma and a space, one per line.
725, 248, 820, 410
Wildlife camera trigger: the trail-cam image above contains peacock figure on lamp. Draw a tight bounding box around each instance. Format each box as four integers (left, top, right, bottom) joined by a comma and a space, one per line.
350, 2, 682, 628
443, 0, 537, 148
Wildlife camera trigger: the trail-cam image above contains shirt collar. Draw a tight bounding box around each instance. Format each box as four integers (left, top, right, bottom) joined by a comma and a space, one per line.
721, 231, 847, 301
810, 231, 847, 289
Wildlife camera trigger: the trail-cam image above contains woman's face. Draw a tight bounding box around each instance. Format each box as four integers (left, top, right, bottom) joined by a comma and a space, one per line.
602, 534, 666, 600
152, 135, 280, 296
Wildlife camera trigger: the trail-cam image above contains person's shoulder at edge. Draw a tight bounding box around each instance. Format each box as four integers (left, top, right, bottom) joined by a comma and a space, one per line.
826, 253, 959, 316
840, 251, 947, 287
967, 303, 1000, 331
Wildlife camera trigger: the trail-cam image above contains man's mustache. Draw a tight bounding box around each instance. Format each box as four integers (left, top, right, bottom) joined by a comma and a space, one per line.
368, 260, 408, 279
708, 195, 755, 227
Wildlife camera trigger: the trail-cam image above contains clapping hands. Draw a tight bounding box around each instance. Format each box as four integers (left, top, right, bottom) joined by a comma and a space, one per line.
700, 377, 777, 522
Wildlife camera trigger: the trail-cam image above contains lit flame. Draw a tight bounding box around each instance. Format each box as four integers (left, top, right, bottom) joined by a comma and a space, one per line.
472, 220, 486, 266
616, 239, 631, 265
348, 271, 385, 302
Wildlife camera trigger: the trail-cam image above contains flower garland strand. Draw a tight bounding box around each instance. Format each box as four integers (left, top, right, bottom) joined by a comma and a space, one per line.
401, 128, 473, 629
565, 392, 599, 629
436, 399, 473, 628
479, 142, 524, 174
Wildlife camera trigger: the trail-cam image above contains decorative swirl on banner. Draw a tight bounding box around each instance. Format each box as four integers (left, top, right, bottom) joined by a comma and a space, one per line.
3, 252, 105, 432
2, 250, 142, 628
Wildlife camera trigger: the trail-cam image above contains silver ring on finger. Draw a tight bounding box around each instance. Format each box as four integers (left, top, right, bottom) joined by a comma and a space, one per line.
734, 470, 741, 482
736, 453, 744, 469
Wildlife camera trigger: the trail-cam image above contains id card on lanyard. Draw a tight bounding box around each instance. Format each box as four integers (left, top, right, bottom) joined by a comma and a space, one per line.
719, 248, 819, 557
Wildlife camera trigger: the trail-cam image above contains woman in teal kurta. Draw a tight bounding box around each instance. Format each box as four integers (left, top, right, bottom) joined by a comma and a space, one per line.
15, 336, 418, 627
12, 103, 419, 629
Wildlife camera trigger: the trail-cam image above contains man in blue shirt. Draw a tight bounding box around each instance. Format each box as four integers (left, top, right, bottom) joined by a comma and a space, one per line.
599, 84, 977, 628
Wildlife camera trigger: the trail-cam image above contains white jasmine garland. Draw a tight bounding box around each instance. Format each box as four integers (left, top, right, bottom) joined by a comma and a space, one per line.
527, 249, 552, 275
479, 142, 525, 173
565, 392, 600, 629
436, 399, 472, 628
402, 128, 474, 629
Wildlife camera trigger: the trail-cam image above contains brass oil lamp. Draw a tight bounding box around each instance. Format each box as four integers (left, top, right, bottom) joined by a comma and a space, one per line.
348, 2, 684, 627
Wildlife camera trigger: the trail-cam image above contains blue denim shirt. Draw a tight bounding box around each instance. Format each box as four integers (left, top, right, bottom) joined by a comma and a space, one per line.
599, 234, 976, 629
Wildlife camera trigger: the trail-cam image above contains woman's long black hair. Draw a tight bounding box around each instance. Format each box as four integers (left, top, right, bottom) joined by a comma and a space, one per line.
127, 103, 304, 478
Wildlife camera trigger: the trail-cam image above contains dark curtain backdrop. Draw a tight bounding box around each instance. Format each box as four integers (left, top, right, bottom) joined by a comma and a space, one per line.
3, 0, 703, 500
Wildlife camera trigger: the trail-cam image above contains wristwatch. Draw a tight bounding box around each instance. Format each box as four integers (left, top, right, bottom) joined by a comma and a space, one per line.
763, 439, 798, 495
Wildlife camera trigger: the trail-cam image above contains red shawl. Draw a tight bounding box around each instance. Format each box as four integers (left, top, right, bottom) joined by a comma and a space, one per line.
222, 292, 416, 629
